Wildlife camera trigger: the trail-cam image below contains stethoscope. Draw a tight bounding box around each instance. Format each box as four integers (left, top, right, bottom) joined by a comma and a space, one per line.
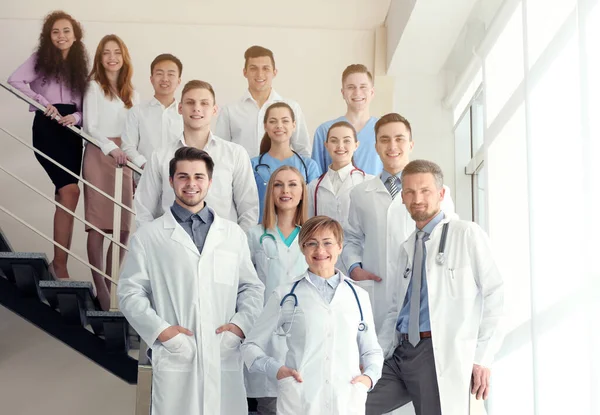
312, 165, 365, 216
254, 150, 309, 185
275, 278, 367, 337
403, 222, 450, 281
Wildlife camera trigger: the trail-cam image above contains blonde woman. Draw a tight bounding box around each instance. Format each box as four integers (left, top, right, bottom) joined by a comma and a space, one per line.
246, 165, 309, 414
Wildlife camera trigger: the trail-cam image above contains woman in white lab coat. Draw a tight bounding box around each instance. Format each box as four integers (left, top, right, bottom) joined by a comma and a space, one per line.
246, 165, 309, 414
242, 216, 384, 415
307, 121, 374, 228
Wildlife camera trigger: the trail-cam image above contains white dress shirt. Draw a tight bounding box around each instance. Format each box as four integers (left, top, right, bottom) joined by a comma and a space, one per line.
121, 97, 183, 167
215, 89, 311, 158
327, 163, 354, 195
83, 81, 140, 155
134, 132, 259, 232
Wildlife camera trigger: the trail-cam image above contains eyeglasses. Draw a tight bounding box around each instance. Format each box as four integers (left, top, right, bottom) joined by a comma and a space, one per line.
302, 240, 338, 250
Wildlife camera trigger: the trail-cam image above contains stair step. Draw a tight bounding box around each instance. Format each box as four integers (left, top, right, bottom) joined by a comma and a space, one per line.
87, 311, 138, 354
0, 252, 51, 297
39, 280, 98, 325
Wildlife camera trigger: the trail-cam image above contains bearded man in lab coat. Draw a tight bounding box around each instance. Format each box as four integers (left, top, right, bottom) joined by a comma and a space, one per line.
366, 160, 504, 415
118, 147, 265, 415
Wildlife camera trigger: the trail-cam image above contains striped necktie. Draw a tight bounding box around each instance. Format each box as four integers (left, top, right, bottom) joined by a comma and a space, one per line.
386, 175, 399, 199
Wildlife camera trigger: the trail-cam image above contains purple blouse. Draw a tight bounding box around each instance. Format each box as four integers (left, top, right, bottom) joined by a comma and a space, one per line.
8, 53, 83, 125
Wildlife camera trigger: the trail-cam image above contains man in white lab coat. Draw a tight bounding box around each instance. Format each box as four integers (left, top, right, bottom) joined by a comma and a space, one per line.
118, 147, 265, 415
342, 113, 455, 331
366, 160, 504, 415
135, 80, 259, 232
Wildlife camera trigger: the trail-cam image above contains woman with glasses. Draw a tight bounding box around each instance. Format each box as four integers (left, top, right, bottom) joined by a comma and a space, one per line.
251, 102, 320, 222
242, 216, 383, 415
246, 165, 308, 415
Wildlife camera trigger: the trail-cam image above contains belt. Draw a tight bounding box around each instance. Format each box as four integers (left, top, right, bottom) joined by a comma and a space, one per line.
400, 331, 432, 342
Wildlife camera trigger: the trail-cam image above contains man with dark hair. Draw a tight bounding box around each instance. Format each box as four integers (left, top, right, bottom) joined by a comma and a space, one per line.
119, 148, 264, 415
135, 80, 259, 232
121, 53, 183, 171
312, 64, 382, 175
215, 45, 311, 158
366, 159, 504, 415
343, 113, 455, 333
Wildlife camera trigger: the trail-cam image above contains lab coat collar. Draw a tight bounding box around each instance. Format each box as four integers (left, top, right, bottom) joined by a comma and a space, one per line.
163, 206, 226, 256
364, 176, 389, 194
402, 212, 459, 261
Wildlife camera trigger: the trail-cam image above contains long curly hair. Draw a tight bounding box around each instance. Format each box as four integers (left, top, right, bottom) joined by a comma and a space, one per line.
89, 34, 135, 109
34, 10, 89, 97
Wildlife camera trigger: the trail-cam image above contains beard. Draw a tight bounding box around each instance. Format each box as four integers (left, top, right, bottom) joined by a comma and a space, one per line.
409, 205, 437, 223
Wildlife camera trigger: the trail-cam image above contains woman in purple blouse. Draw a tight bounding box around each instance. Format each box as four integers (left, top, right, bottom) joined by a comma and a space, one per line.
8, 10, 89, 280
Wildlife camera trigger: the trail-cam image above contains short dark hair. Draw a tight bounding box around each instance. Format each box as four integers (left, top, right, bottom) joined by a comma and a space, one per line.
341, 64, 373, 85
169, 147, 214, 179
150, 53, 183, 76
401, 160, 444, 189
181, 80, 216, 104
374, 113, 412, 141
244, 45, 276, 69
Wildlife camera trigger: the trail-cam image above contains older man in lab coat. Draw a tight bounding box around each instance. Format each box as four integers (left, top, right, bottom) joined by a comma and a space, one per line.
118, 147, 264, 415
366, 160, 504, 415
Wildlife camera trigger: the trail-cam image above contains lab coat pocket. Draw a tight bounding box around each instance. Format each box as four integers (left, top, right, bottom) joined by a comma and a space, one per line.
276, 376, 302, 415
220, 330, 243, 371
349, 382, 368, 414
214, 250, 238, 286
445, 266, 478, 299
156, 333, 196, 372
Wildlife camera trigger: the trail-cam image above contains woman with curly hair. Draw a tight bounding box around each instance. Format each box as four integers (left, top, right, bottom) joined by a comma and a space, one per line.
8, 10, 89, 280
83, 34, 139, 310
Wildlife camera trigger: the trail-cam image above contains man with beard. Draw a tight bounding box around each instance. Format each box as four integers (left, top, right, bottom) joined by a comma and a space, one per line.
366, 160, 504, 415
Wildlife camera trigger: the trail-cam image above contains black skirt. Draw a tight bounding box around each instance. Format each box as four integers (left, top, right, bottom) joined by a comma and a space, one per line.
32, 103, 83, 193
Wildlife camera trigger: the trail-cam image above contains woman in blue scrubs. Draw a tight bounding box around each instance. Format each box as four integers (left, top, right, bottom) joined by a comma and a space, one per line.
252, 102, 321, 222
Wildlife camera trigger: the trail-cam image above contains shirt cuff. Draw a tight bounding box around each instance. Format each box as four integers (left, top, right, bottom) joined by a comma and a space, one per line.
72, 112, 82, 126
362, 371, 377, 391
348, 262, 362, 275
36, 94, 50, 107
99, 140, 119, 156
132, 154, 147, 168
265, 358, 283, 381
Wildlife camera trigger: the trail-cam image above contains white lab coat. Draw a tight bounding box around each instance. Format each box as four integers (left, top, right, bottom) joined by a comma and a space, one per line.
134, 132, 259, 232
245, 225, 308, 397
118, 208, 265, 415
377, 215, 504, 415
242, 271, 384, 415
342, 177, 455, 330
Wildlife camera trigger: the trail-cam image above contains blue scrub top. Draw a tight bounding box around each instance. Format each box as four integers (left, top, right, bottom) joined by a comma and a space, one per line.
311, 116, 382, 176
251, 152, 322, 222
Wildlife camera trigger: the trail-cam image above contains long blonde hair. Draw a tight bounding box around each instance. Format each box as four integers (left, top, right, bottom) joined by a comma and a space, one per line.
262, 165, 308, 230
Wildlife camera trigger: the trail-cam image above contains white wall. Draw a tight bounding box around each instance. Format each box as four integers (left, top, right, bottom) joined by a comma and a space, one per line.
0, 15, 380, 282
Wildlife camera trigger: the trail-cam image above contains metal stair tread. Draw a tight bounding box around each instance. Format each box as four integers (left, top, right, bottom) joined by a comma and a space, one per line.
86, 310, 125, 317
39, 280, 94, 290
0, 252, 48, 261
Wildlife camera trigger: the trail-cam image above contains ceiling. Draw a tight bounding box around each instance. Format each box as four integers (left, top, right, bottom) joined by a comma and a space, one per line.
2, 0, 392, 31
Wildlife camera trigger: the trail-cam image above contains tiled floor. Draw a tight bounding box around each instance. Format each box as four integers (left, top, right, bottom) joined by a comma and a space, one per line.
0, 305, 136, 415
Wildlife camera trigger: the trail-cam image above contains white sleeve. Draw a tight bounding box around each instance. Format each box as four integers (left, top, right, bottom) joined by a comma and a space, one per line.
134, 150, 163, 227
121, 105, 146, 167
306, 180, 317, 218
290, 103, 311, 157
117, 233, 171, 347
83, 82, 118, 155
215, 106, 232, 141
342, 189, 365, 271
232, 146, 259, 232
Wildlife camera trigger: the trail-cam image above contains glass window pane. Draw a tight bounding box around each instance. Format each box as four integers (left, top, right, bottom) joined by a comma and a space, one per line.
526, 0, 576, 68
472, 164, 487, 231
471, 93, 485, 154
485, 4, 524, 127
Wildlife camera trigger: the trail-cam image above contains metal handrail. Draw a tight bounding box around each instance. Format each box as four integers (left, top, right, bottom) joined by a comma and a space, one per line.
0, 81, 142, 175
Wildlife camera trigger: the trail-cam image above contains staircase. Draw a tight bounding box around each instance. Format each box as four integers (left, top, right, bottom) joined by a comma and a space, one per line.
0, 232, 139, 384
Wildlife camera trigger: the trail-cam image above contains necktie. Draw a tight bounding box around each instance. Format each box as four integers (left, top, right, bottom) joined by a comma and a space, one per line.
408, 231, 425, 346
386, 175, 399, 199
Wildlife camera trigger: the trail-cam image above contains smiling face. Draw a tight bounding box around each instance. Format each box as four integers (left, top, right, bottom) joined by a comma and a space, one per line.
272, 169, 303, 213
169, 160, 212, 211
151, 60, 181, 98
244, 56, 277, 94
301, 228, 343, 275
325, 125, 359, 167
265, 106, 296, 145
341, 72, 374, 111
375, 121, 414, 174
401, 172, 445, 227
50, 19, 75, 55
101, 40, 123, 74
178, 87, 217, 131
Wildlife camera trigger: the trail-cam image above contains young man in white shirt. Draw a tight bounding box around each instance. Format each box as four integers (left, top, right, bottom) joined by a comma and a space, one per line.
311, 64, 382, 176
121, 53, 184, 170
135, 80, 259, 232
215, 45, 311, 158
